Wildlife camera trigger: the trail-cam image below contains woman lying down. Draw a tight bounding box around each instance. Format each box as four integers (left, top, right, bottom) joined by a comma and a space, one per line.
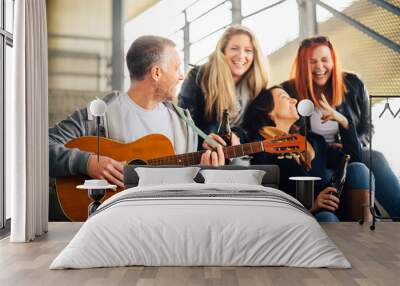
243, 86, 374, 222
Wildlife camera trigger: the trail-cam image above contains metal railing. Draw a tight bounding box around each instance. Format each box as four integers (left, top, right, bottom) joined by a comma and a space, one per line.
312, 0, 400, 53
174, 0, 290, 71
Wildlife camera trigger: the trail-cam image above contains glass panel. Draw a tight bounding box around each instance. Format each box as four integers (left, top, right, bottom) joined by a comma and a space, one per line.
372, 98, 400, 177
170, 12, 185, 34
243, 0, 299, 55
170, 29, 184, 51
242, 0, 279, 17
186, 0, 225, 22
5, 44, 12, 219
189, 2, 231, 44
317, 0, 355, 23
5, 0, 14, 33
189, 29, 224, 65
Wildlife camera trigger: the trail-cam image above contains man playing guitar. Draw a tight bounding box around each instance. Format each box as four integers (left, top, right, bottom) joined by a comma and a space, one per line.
49, 35, 226, 220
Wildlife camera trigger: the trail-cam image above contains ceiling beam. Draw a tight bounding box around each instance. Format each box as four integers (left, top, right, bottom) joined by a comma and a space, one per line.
126, 0, 160, 21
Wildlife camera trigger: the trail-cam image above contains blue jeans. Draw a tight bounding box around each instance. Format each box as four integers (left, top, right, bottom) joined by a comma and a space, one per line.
362, 148, 400, 217
314, 211, 340, 222
314, 162, 374, 222
346, 162, 374, 190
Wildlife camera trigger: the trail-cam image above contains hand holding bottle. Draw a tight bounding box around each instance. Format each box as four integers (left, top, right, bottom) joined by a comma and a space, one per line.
311, 187, 340, 212
217, 109, 232, 146
329, 154, 350, 198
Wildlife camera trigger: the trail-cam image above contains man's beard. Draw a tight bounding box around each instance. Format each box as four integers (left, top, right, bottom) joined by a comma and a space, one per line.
166, 89, 177, 101
154, 87, 167, 102
155, 86, 175, 102
164, 89, 175, 101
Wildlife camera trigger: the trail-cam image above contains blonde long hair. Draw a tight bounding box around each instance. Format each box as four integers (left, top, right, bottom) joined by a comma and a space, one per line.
201, 25, 269, 122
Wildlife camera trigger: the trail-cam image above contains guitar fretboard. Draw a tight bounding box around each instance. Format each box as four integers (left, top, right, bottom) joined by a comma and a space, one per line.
147, 141, 264, 166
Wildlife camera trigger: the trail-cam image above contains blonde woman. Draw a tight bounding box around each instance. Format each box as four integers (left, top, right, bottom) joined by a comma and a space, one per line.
179, 25, 268, 147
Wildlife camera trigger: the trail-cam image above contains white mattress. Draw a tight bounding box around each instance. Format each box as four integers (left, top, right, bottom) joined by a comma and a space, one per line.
50, 183, 350, 269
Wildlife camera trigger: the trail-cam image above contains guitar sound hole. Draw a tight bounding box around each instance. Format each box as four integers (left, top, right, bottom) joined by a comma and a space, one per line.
128, 159, 147, 165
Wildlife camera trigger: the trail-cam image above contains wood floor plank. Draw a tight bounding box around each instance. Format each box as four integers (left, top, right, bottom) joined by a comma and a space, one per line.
1, 222, 400, 286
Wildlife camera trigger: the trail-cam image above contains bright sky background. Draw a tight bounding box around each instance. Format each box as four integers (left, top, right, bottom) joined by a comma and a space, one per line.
124, 0, 399, 176
372, 99, 400, 176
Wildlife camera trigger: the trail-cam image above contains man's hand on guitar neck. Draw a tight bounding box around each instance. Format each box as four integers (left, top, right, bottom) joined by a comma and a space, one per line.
87, 155, 125, 187
200, 133, 235, 166
202, 132, 240, 150
200, 144, 225, 166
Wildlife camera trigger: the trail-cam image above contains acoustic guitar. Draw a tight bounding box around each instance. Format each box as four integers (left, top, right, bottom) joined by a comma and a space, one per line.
55, 133, 305, 221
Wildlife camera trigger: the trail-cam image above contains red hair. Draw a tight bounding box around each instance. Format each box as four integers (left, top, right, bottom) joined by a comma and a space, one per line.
290, 37, 346, 108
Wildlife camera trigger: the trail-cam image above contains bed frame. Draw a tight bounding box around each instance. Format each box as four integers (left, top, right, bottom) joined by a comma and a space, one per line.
123, 165, 280, 189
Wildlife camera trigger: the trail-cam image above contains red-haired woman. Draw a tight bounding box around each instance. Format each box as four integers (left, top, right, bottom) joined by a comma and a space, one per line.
281, 36, 400, 218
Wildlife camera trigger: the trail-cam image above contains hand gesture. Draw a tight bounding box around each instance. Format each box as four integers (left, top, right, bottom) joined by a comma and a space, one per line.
311, 187, 340, 213
87, 154, 125, 187
319, 94, 349, 129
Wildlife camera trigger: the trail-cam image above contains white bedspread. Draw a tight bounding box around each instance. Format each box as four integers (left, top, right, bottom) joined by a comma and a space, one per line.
50, 183, 350, 269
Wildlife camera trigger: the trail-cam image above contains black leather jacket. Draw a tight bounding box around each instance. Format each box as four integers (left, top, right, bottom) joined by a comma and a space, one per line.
179, 66, 249, 147
281, 72, 372, 146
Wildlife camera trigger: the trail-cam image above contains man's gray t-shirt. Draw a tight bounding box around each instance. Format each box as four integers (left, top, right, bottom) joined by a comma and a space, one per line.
106, 93, 175, 147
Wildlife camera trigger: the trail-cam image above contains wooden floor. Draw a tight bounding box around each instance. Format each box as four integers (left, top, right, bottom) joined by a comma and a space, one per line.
0, 222, 399, 286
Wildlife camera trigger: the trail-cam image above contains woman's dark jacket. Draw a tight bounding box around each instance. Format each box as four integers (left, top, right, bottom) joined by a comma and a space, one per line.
250, 120, 362, 198
280, 72, 372, 146
179, 65, 248, 148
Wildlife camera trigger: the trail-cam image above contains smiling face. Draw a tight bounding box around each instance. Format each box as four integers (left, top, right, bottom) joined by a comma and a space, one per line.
310, 45, 334, 87
268, 88, 299, 124
223, 33, 254, 83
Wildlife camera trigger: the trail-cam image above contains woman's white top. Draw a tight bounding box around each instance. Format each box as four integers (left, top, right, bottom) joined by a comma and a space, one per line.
310, 108, 339, 143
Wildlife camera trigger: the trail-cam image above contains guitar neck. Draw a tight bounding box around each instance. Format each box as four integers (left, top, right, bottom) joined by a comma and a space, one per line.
147, 141, 264, 166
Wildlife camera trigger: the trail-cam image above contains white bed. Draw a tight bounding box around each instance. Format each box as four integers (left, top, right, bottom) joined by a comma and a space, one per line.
50, 183, 350, 269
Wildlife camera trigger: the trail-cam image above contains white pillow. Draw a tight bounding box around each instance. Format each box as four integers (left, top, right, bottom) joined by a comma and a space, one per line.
200, 169, 266, 185
135, 167, 201, 186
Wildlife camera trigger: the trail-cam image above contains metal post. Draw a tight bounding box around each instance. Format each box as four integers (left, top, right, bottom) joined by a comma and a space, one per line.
297, 0, 317, 40
183, 11, 190, 73
230, 0, 242, 24
364, 96, 400, 230
0, 0, 5, 229
369, 95, 375, 230
111, 0, 124, 91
